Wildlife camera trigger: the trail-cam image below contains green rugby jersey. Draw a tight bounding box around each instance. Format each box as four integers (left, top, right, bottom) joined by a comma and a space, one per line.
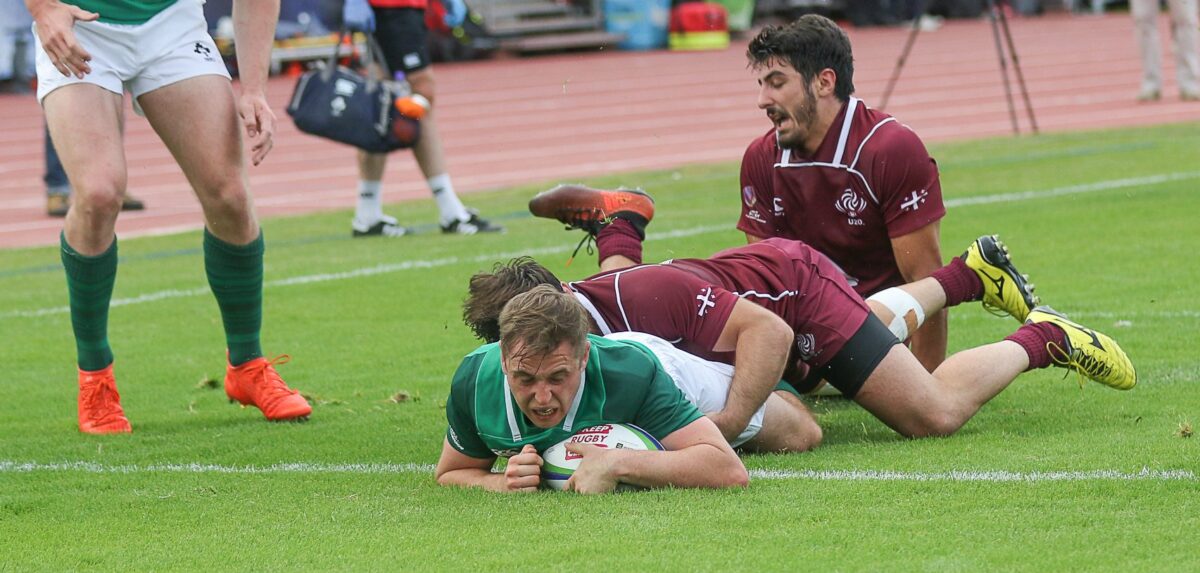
445, 335, 703, 459
66, 0, 178, 25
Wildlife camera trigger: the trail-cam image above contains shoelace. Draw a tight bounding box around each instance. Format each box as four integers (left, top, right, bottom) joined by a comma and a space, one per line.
81, 377, 126, 426
559, 209, 609, 267
249, 355, 298, 401
1046, 340, 1094, 388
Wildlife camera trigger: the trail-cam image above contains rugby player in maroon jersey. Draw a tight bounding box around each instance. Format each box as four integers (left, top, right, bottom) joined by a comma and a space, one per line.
741, 15, 949, 371
475, 186, 1136, 445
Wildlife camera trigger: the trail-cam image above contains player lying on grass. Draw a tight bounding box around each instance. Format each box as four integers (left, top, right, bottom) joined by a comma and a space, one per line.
461, 185, 1136, 443
435, 286, 749, 494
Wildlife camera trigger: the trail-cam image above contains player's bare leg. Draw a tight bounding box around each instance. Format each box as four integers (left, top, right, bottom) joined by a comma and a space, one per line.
44, 85, 127, 255
740, 391, 823, 453
44, 83, 133, 433
409, 69, 501, 234
138, 75, 310, 421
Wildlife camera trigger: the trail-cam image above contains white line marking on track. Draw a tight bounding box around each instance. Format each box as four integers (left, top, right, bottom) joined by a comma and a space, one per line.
1, 461, 1192, 482
3, 169, 1195, 321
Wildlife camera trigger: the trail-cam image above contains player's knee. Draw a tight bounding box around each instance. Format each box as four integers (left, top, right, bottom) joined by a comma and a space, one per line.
200, 179, 250, 213
904, 411, 962, 438
71, 179, 124, 219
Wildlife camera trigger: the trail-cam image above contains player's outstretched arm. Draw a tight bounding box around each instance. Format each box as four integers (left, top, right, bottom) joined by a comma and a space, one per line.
435, 441, 542, 493
566, 417, 748, 494
707, 299, 793, 442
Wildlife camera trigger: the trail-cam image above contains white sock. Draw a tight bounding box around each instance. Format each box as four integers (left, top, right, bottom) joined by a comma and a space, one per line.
355, 180, 384, 222
429, 173, 468, 224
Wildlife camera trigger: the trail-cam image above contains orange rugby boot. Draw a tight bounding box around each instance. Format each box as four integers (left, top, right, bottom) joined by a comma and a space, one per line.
529, 184, 655, 236
224, 355, 312, 421
78, 364, 132, 434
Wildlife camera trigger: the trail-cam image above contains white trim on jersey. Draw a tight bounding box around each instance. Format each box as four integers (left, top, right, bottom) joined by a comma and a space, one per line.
502, 375, 523, 442
734, 288, 802, 302
562, 368, 586, 432
849, 117, 897, 171
830, 97, 861, 167
613, 273, 633, 331
570, 290, 613, 335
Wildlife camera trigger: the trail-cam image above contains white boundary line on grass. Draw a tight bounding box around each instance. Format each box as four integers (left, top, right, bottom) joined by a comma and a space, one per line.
5, 170, 1198, 321
1, 461, 1194, 482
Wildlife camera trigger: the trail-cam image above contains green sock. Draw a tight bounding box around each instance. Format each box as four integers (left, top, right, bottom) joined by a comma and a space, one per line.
61, 233, 118, 372
204, 229, 264, 366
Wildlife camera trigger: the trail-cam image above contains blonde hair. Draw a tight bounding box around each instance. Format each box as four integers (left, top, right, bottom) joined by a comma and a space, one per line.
498, 284, 589, 360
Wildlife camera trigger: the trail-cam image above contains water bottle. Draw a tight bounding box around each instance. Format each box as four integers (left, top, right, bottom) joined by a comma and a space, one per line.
389, 72, 427, 146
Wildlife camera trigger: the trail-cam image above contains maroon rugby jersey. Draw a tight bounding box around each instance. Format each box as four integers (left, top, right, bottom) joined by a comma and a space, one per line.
738, 97, 945, 297
566, 239, 869, 377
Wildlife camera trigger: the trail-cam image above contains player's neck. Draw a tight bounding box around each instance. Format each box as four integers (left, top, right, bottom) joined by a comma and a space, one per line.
802, 97, 844, 156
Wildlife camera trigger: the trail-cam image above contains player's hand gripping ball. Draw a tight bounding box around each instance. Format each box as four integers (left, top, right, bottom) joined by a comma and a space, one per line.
541, 423, 664, 491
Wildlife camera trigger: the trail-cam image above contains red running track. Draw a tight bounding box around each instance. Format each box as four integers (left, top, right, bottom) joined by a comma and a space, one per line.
1, 12, 1197, 249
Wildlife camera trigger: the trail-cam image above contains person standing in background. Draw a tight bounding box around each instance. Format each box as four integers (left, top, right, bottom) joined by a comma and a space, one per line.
1131, 0, 1199, 101
341, 0, 503, 237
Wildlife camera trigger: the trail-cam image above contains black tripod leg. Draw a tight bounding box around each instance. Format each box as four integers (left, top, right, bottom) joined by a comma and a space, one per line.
880, 15, 924, 111
986, 0, 1020, 135
995, 5, 1039, 134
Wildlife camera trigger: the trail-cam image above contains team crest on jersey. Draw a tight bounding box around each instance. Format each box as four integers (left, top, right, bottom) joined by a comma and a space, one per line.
834, 188, 867, 226
794, 333, 818, 361
742, 186, 757, 207
901, 189, 929, 212
490, 447, 522, 458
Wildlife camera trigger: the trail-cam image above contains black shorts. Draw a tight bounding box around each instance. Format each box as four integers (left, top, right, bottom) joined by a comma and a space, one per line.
371, 7, 430, 75
803, 313, 899, 398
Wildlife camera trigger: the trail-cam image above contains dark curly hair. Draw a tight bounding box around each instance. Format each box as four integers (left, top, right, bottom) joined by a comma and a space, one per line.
463, 257, 562, 343
746, 14, 855, 102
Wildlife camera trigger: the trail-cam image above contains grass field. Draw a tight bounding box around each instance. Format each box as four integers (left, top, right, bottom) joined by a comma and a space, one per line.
2, 122, 1198, 571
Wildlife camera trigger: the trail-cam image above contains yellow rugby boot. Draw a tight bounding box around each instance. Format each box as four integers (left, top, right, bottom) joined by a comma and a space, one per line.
1026, 306, 1137, 390
962, 234, 1039, 321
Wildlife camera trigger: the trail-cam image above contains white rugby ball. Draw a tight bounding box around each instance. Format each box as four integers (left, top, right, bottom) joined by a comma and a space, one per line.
541, 423, 664, 491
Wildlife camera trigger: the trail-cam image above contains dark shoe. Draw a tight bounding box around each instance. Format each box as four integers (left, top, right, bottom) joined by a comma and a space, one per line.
441, 209, 505, 235
121, 194, 145, 211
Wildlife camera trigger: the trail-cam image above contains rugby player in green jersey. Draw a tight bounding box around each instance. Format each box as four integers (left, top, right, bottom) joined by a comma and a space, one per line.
435, 286, 749, 494
28, 0, 310, 432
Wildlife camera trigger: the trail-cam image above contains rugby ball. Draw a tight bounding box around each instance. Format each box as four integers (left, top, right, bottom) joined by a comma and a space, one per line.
541, 423, 665, 491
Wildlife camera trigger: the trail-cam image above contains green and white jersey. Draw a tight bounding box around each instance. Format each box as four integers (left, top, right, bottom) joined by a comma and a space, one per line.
445, 335, 704, 459
66, 0, 178, 25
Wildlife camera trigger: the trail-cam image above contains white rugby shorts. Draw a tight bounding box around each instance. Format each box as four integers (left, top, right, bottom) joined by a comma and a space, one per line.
34, 0, 230, 107
605, 332, 765, 447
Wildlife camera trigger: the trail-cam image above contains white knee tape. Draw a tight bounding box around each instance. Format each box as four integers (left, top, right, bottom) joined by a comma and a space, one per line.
867, 287, 926, 341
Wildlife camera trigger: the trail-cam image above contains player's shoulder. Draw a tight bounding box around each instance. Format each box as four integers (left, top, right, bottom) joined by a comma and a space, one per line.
590, 335, 663, 382
450, 343, 499, 393
854, 105, 928, 154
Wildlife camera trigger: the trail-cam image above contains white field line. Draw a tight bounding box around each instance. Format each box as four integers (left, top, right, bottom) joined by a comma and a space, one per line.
1, 461, 1193, 482
0, 225, 726, 319
3, 171, 1195, 321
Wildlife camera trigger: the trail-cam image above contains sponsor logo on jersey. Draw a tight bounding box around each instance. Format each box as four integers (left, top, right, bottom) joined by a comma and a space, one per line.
742, 186, 757, 207
696, 287, 717, 317
773, 197, 785, 217
901, 189, 929, 212
491, 448, 522, 458
834, 188, 866, 226
745, 209, 767, 224
795, 332, 818, 361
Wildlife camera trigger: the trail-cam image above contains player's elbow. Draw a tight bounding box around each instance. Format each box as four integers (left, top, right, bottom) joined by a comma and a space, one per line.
713, 455, 750, 489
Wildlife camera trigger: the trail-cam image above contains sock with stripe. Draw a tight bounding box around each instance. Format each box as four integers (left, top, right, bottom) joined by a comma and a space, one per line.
204, 229, 264, 366
61, 233, 118, 372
